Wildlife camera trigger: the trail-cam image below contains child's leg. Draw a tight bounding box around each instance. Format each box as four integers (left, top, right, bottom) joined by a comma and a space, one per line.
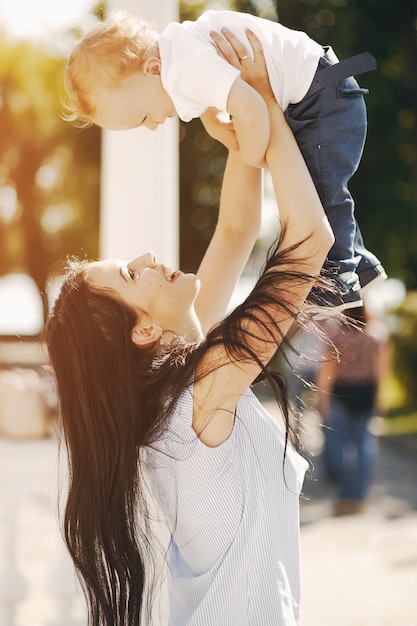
285, 73, 368, 275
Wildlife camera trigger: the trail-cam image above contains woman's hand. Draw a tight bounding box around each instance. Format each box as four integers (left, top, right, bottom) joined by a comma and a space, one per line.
210, 28, 275, 103
205, 28, 272, 168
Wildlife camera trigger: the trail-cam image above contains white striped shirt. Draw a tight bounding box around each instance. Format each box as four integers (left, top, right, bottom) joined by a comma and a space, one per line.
145, 384, 308, 625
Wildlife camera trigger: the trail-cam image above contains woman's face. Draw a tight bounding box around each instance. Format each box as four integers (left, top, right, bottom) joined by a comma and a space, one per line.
87, 251, 200, 333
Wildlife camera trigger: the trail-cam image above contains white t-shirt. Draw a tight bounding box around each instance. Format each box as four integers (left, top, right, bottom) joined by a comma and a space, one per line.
144, 384, 308, 625
158, 9, 323, 120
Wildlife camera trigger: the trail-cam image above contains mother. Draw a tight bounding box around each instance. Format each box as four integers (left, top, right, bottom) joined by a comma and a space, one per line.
45, 32, 333, 626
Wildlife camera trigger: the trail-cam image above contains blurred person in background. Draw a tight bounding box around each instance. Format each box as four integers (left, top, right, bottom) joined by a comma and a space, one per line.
316, 305, 390, 515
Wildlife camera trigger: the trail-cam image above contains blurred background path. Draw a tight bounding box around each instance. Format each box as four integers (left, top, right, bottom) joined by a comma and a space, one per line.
299, 410, 417, 626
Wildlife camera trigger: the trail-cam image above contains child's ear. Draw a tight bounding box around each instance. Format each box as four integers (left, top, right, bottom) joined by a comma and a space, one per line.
142, 56, 161, 77
131, 322, 162, 348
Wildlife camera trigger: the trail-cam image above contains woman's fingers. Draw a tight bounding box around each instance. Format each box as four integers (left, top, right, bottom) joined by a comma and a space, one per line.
210, 27, 274, 102
220, 28, 253, 63
210, 28, 263, 68
245, 30, 264, 66
210, 29, 241, 67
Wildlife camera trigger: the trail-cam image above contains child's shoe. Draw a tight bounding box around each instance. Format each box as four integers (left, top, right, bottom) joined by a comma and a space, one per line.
358, 263, 387, 293
304, 271, 363, 320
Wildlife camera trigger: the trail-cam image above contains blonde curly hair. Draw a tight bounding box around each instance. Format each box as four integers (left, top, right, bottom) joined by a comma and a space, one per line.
63, 11, 159, 127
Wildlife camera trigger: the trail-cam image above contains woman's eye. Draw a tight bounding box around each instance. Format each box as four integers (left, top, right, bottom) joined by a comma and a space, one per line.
127, 267, 136, 280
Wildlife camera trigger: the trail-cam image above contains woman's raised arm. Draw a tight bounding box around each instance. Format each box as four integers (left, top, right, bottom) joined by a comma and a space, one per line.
192, 31, 334, 446
195, 142, 263, 333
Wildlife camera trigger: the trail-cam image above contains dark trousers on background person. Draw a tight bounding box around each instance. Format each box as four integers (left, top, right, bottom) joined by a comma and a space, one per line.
323, 397, 377, 502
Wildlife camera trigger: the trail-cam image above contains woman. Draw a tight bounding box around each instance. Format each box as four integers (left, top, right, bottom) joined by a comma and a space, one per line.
45, 32, 333, 626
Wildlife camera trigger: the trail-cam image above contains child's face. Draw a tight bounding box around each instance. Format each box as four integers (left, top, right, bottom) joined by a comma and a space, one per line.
91, 58, 176, 132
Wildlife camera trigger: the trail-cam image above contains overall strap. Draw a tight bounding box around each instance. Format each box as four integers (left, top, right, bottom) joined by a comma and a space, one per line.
306, 51, 377, 98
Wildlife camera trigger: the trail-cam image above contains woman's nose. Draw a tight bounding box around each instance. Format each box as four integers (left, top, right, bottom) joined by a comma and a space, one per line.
146, 251, 157, 267
129, 251, 157, 271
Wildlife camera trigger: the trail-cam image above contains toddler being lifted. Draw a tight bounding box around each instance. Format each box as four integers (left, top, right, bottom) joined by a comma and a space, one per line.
64, 9, 387, 317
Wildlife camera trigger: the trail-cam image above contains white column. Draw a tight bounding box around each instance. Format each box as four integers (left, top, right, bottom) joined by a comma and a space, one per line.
101, 0, 179, 267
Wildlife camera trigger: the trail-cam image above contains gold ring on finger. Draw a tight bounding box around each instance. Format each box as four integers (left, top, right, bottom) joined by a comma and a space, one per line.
239, 54, 250, 62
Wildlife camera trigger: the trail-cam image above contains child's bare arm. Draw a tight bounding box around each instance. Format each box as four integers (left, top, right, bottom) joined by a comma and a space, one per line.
200, 108, 239, 152
200, 81, 269, 167
207, 27, 276, 169
226, 77, 269, 168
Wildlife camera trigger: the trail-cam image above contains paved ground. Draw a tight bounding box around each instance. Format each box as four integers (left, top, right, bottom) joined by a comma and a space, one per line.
0, 410, 416, 626
299, 411, 417, 626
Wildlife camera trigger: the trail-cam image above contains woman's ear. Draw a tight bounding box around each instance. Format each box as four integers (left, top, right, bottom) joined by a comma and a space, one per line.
142, 56, 161, 77
131, 323, 162, 348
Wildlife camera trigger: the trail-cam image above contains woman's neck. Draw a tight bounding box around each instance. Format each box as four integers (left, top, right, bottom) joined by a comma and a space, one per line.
175, 309, 205, 344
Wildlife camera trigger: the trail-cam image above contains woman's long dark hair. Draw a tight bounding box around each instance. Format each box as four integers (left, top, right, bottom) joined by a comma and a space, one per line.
44, 230, 325, 625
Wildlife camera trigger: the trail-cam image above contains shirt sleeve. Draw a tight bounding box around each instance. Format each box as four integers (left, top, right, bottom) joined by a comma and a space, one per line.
159, 23, 241, 121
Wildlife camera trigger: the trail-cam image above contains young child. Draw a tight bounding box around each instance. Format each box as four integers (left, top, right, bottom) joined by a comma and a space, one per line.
64, 9, 387, 317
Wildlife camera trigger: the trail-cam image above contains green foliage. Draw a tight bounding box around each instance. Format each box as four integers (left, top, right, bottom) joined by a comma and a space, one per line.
388, 291, 417, 409
0, 34, 100, 296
